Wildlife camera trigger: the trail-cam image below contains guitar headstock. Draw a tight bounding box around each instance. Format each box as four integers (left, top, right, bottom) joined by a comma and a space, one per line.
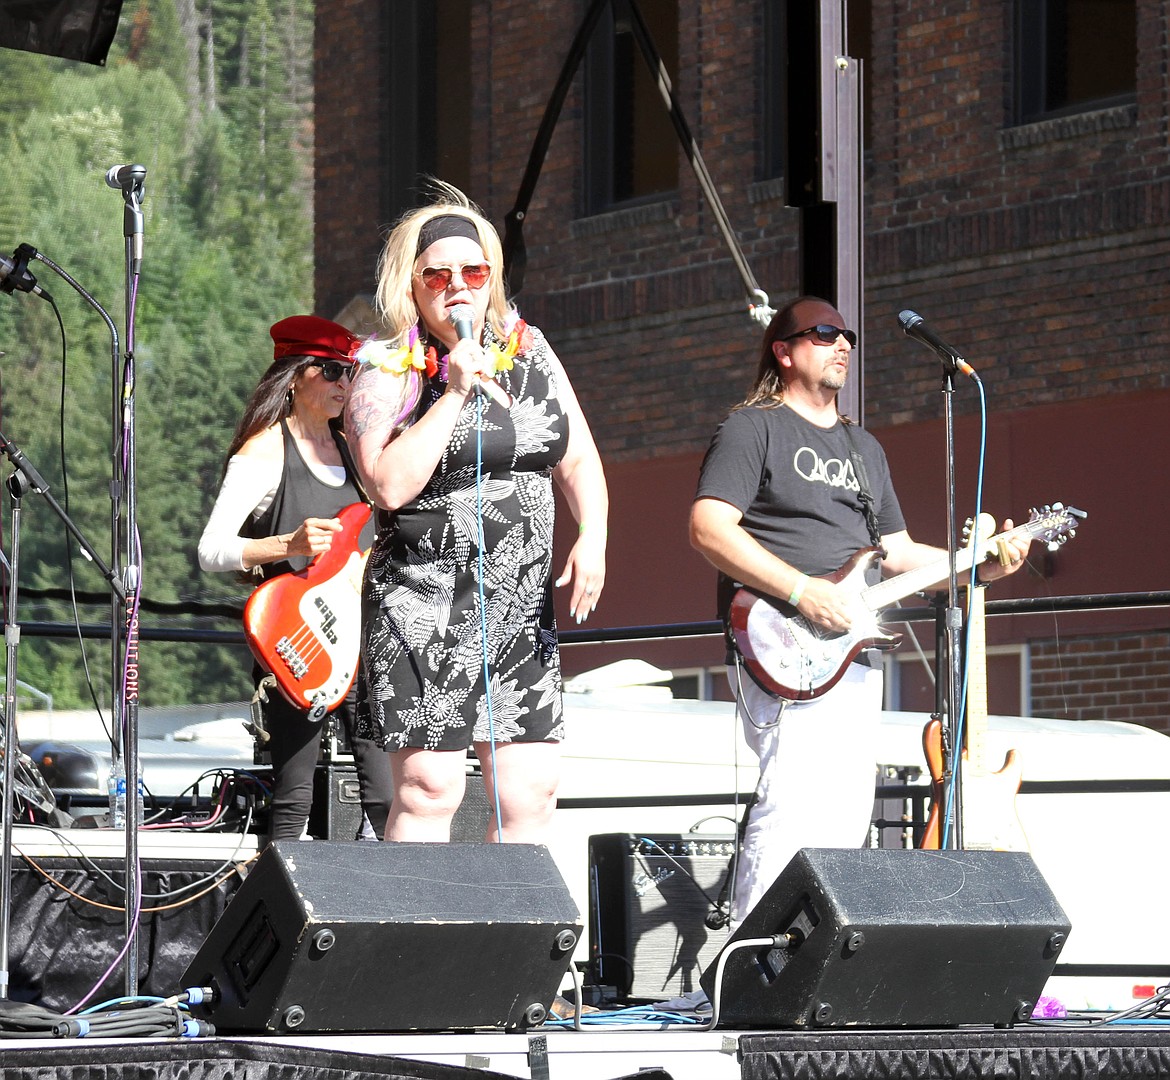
962, 512, 998, 553
1023, 502, 1087, 551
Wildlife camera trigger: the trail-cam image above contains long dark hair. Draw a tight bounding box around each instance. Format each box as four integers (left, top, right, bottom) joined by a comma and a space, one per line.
221, 355, 312, 472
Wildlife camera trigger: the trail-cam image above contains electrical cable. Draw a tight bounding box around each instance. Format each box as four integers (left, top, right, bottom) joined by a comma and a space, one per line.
0, 990, 218, 1039
473, 392, 505, 839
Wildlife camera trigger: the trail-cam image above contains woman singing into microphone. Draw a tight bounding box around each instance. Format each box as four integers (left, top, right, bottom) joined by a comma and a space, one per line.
345, 182, 608, 845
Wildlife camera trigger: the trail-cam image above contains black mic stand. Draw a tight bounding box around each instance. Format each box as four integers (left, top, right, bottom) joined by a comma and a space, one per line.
936, 361, 964, 849
0, 432, 125, 1003
21, 238, 142, 995
108, 164, 146, 994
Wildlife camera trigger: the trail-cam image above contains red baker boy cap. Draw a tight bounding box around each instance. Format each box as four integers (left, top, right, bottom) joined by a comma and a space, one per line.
270, 314, 361, 361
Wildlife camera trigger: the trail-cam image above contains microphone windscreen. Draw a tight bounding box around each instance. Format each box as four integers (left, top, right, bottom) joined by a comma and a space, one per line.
448, 304, 476, 340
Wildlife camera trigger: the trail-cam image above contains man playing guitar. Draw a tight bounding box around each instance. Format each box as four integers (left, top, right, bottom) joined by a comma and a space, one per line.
689, 295, 1031, 926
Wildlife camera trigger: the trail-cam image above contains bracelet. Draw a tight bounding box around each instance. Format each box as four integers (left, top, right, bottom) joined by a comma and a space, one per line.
578, 523, 608, 537
787, 574, 809, 607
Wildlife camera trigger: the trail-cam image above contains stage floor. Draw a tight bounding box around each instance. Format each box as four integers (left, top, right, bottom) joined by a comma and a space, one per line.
2, 1021, 1170, 1079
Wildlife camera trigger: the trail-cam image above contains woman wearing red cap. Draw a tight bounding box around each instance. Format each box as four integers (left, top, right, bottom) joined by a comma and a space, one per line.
346, 183, 608, 844
199, 315, 392, 843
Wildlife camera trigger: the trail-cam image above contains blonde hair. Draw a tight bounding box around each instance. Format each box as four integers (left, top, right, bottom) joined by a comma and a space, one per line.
375, 180, 513, 344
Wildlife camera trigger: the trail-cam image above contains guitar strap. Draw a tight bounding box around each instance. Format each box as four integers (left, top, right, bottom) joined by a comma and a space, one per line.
329, 419, 373, 509
841, 421, 885, 550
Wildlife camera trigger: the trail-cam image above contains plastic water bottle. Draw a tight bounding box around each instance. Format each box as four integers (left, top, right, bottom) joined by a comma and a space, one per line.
107, 758, 127, 828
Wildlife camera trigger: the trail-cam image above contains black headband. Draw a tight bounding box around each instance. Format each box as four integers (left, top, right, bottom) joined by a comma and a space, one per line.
416, 214, 482, 257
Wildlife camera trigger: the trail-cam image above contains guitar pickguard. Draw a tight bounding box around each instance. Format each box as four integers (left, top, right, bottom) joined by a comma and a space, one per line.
734, 585, 894, 700
280, 550, 364, 704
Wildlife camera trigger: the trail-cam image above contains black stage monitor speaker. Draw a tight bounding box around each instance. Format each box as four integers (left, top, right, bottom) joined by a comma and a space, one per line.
181, 841, 581, 1033
701, 847, 1070, 1029
589, 833, 735, 1000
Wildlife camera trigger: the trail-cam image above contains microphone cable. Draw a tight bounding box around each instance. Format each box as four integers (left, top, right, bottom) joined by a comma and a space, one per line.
473, 391, 505, 840
938, 376, 989, 849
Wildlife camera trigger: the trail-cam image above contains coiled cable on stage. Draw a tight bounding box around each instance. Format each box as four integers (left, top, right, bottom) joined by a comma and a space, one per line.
0, 991, 217, 1039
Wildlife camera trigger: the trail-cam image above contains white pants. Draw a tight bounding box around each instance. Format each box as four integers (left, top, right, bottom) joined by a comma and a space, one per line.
729, 660, 884, 925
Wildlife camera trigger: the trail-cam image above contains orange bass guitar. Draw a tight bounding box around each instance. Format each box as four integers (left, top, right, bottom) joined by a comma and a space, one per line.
243, 501, 371, 721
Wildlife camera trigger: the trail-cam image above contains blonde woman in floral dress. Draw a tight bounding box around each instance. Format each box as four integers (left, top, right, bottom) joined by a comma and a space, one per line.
346, 184, 608, 844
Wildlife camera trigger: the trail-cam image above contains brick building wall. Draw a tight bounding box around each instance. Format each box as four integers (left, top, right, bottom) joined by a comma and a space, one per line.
1032, 634, 1170, 728
861, 1, 1170, 428
316, 0, 1170, 732
314, 1, 391, 323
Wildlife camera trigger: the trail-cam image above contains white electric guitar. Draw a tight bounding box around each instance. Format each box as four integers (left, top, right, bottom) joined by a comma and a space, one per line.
728, 502, 1086, 701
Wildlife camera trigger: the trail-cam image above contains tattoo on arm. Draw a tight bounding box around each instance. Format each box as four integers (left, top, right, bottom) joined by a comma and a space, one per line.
346, 367, 409, 444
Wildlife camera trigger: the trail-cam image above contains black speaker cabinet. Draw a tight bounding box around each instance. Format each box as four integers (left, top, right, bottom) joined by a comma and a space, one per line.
701, 848, 1070, 1029
182, 841, 582, 1033
309, 764, 494, 841
309, 764, 365, 841
589, 833, 736, 1000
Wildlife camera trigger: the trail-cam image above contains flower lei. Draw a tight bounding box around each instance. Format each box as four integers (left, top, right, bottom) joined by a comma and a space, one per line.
353, 318, 533, 380
352, 324, 439, 377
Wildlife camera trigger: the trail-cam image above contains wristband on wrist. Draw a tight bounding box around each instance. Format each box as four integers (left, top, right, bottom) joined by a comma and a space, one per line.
787, 574, 809, 607
578, 523, 608, 537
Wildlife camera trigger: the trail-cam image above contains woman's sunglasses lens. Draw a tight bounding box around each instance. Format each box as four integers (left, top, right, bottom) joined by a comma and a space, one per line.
422, 268, 452, 290
420, 265, 490, 290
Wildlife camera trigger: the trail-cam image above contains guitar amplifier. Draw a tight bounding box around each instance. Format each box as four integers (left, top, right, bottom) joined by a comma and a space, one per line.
310, 764, 367, 841
588, 833, 736, 1001
310, 764, 493, 842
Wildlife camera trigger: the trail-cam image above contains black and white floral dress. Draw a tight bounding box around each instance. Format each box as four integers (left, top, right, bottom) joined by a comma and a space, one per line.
356, 323, 570, 751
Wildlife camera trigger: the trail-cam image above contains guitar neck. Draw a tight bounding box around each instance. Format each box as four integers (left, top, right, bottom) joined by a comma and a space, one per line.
863, 552, 960, 612
860, 513, 1052, 613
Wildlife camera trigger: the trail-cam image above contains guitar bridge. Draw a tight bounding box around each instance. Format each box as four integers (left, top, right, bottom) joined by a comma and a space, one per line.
275, 636, 309, 680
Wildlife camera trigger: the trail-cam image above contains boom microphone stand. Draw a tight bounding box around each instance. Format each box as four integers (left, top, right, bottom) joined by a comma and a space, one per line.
0, 432, 125, 1002
898, 310, 981, 850
9, 216, 142, 996
104, 163, 147, 994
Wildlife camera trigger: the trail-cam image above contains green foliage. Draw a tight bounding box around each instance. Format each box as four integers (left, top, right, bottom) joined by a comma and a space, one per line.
0, 0, 315, 709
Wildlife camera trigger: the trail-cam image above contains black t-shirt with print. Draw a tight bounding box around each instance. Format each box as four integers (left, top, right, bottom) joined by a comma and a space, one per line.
695, 404, 906, 617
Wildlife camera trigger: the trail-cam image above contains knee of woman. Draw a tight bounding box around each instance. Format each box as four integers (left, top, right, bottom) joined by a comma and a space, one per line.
394, 773, 464, 816
500, 778, 557, 822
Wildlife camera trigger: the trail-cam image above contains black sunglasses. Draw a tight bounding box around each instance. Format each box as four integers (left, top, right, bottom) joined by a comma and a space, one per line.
307, 360, 353, 382
783, 324, 858, 348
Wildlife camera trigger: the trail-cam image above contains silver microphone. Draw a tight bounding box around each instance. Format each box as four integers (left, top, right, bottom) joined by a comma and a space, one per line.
448, 304, 475, 341
446, 305, 508, 404
105, 164, 147, 191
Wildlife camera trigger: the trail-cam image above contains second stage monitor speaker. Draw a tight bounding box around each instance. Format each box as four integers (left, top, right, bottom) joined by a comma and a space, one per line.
701, 847, 1070, 1028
